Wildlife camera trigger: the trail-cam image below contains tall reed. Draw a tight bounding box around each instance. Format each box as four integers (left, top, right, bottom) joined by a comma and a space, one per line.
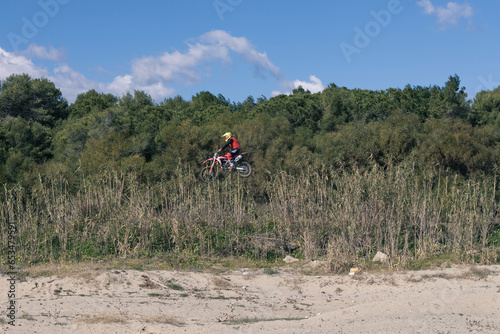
1, 164, 498, 271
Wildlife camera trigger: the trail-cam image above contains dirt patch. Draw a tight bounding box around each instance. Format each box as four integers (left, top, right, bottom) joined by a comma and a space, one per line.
1, 265, 499, 333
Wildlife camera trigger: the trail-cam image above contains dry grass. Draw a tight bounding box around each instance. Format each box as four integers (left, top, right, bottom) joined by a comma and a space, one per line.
75, 313, 128, 324
75, 314, 184, 327
140, 314, 184, 326
75, 313, 184, 326
225, 316, 304, 325
1, 165, 498, 272
211, 276, 233, 290
462, 266, 493, 280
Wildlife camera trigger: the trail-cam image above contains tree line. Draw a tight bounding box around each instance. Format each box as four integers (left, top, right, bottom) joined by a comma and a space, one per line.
1, 73, 500, 191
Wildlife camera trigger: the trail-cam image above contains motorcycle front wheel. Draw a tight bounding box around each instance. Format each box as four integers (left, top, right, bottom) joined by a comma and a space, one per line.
200, 166, 218, 182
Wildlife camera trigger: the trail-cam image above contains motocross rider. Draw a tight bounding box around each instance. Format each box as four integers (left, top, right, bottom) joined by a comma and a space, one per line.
218, 132, 240, 170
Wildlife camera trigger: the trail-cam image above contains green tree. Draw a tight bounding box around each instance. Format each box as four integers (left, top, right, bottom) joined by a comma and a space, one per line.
320, 84, 353, 131
316, 111, 420, 168
441, 74, 470, 119
0, 74, 68, 127
471, 86, 500, 127
68, 89, 117, 118
159, 95, 190, 121
416, 118, 500, 175
2, 116, 52, 162
254, 88, 322, 130
119, 90, 154, 112
189, 91, 232, 125
0, 116, 51, 183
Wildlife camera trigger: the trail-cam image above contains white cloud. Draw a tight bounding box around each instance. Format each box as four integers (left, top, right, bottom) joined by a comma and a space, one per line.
436, 2, 473, 27
130, 45, 229, 86
417, 0, 435, 14
50, 65, 101, 101
293, 75, 325, 93
107, 74, 133, 95
135, 82, 176, 100
0, 43, 214, 102
200, 30, 282, 80
0, 49, 102, 102
20, 44, 66, 61
417, 0, 473, 29
107, 74, 176, 99
0, 47, 47, 79
0, 30, 290, 102
272, 75, 325, 96
129, 30, 283, 88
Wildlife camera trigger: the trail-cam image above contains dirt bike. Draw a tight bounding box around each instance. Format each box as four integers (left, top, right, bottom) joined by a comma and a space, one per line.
200, 152, 252, 182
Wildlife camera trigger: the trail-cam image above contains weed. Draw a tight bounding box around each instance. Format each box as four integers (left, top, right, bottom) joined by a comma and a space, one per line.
226, 316, 304, 325
75, 314, 128, 324
263, 267, 279, 275
140, 315, 184, 326
463, 266, 493, 279
147, 293, 163, 297
165, 280, 184, 291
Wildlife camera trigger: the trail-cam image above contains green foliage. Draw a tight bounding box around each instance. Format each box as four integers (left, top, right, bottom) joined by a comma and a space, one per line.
1, 116, 52, 162
79, 132, 132, 175
0, 72, 498, 205
119, 90, 154, 111
441, 74, 469, 119
1, 72, 500, 269
159, 95, 190, 119
317, 120, 377, 168
52, 121, 89, 159
471, 86, 500, 127
320, 85, 354, 131
5, 151, 36, 183
68, 89, 117, 118
0, 73, 68, 127
254, 88, 322, 130
416, 118, 500, 175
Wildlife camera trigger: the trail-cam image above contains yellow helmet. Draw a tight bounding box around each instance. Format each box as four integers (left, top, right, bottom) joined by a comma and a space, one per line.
222, 132, 231, 140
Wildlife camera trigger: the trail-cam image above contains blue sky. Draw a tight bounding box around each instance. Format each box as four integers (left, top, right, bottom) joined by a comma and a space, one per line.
1, 0, 499, 103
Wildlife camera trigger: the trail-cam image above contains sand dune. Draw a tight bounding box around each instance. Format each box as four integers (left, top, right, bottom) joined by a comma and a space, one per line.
2, 264, 499, 333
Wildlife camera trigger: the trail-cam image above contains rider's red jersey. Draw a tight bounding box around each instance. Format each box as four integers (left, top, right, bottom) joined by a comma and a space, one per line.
229, 137, 240, 150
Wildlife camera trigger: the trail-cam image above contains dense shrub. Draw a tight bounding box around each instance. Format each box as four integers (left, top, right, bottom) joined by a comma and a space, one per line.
1, 73, 499, 268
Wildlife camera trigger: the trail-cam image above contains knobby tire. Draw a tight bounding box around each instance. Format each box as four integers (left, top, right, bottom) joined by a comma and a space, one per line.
236, 162, 252, 178
200, 166, 218, 182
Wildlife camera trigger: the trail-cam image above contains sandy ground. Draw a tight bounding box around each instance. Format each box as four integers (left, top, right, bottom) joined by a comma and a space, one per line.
1, 263, 499, 334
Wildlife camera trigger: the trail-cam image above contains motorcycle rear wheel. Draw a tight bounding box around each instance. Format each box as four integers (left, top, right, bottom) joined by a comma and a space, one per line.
236, 162, 252, 178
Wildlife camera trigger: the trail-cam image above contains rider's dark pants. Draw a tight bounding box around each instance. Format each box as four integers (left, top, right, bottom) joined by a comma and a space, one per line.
225, 149, 240, 163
